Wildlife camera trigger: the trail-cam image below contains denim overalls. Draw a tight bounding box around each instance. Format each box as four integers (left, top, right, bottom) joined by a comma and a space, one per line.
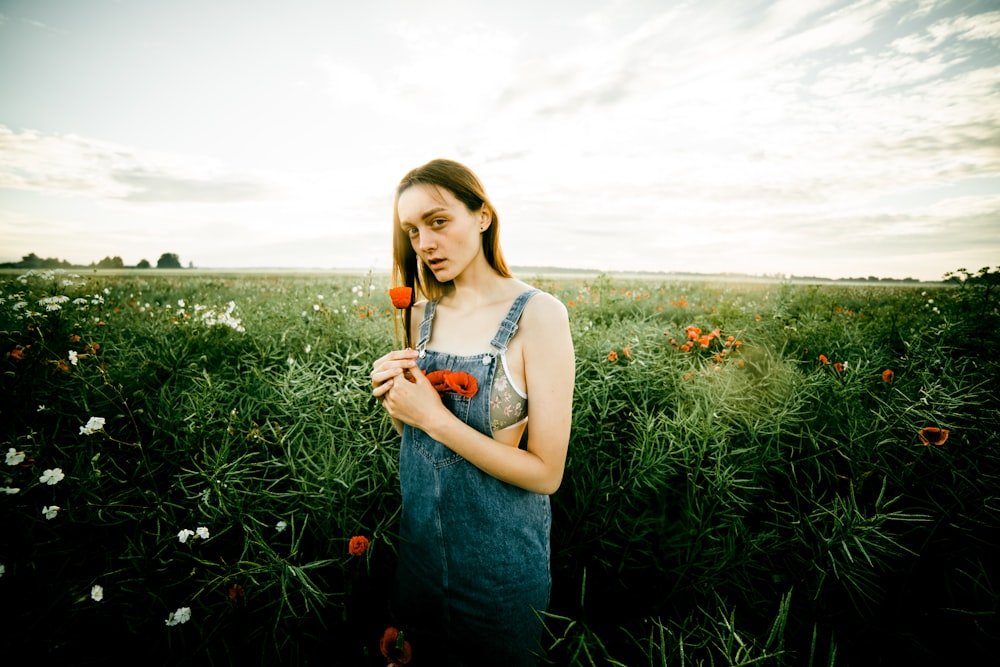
392, 289, 550, 666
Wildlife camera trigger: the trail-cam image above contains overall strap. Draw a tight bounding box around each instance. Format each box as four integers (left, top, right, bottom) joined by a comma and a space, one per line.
415, 299, 438, 354
490, 289, 539, 352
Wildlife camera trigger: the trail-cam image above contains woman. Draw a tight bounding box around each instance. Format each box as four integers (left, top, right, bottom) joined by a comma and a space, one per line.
370, 158, 575, 665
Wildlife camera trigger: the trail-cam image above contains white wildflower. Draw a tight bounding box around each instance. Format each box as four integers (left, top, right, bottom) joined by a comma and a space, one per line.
91, 585, 104, 602
165, 606, 191, 626
1, 487, 20, 495
199, 300, 245, 332
5, 448, 25, 466
195, 526, 210, 540
80, 417, 106, 435
275, 520, 288, 533
43, 505, 60, 520
177, 529, 195, 544
39, 468, 65, 485
68, 350, 78, 366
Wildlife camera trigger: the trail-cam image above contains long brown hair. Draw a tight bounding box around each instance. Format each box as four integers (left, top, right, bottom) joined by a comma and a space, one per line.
391, 159, 512, 347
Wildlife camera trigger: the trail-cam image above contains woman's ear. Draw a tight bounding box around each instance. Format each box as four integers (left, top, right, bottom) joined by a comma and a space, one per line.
480, 206, 492, 232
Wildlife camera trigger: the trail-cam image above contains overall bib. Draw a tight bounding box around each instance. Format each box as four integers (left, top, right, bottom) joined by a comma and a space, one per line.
392, 289, 550, 666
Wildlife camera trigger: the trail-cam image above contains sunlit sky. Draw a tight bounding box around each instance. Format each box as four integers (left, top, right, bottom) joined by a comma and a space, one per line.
2, 0, 998, 280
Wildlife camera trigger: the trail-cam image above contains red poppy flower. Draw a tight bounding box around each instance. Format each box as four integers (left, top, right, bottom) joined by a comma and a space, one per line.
607, 350, 618, 362
445, 371, 477, 398
819, 354, 829, 365
918, 427, 949, 446
882, 369, 894, 383
425, 369, 450, 392
422, 370, 478, 398
227, 583, 245, 603
6, 346, 25, 361
348, 535, 370, 557
380, 627, 413, 666
389, 286, 413, 309
833, 362, 845, 373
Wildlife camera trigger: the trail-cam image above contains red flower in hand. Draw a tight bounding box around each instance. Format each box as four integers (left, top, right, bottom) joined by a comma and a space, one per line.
425, 369, 450, 392
444, 371, 477, 398
389, 287, 413, 309
419, 369, 478, 398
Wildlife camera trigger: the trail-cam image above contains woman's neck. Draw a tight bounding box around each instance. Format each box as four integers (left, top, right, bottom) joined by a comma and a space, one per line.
441, 259, 515, 311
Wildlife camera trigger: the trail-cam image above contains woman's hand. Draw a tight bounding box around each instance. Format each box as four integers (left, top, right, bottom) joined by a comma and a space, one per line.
370, 349, 420, 400
382, 364, 449, 432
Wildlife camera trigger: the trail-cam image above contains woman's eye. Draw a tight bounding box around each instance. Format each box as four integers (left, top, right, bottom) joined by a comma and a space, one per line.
405, 227, 419, 237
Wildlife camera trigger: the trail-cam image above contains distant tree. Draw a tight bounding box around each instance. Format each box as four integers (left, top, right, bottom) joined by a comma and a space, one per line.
0, 253, 73, 269
136, 259, 151, 269
96, 256, 125, 269
156, 253, 182, 269
18, 253, 71, 269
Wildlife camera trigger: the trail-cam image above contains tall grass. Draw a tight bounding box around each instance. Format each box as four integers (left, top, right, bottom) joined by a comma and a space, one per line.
1, 267, 997, 665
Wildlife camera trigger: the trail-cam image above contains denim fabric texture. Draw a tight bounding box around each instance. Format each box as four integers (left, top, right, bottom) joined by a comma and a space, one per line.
392, 289, 551, 666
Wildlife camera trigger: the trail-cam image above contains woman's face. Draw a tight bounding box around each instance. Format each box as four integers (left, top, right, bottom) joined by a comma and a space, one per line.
397, 184, 488, 283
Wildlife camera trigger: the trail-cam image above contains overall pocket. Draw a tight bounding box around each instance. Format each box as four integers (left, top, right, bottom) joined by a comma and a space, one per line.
409, 392, 470, 467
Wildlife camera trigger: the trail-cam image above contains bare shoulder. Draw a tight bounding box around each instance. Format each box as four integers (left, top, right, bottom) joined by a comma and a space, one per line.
521, 290, 571, 343
523, 290, 569, 324
411, 299, 428, 318
520, 289, 575, 394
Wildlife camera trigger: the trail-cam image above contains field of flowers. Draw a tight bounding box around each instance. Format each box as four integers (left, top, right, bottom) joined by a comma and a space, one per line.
1, 267, 997, 666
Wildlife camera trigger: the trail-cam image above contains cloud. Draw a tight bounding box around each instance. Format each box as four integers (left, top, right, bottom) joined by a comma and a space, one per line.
0, 125, 269, 203
113, 167, 267, 203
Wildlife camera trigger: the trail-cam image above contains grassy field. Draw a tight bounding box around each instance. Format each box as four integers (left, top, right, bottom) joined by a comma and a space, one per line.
1, 267, 997, 666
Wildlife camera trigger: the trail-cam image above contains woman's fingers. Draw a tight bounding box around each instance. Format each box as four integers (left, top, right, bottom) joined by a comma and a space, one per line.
371, 349, 419, 395
373, 376, 394, 398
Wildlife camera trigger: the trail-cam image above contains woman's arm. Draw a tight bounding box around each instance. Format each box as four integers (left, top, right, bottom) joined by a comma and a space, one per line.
381, 294, 575, 495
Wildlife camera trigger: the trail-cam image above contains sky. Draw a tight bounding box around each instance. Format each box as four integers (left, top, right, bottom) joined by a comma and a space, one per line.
1, 0, 998, 281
